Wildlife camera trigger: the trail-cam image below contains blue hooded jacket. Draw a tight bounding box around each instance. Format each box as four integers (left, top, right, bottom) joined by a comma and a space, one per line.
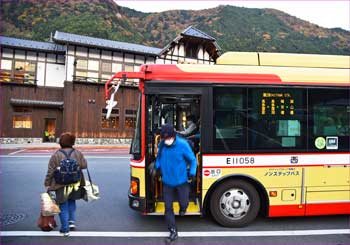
155, 136, 197, 187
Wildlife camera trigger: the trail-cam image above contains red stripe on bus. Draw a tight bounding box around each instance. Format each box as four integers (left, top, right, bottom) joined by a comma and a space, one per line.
306, 203, 350, 215
269, 204, 305, 217
203, 152, 350, 157
202, 165, 324, 168
269, 203, 350, 217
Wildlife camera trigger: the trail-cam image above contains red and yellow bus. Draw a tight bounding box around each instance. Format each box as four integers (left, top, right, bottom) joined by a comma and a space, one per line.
105, 52, 350, 227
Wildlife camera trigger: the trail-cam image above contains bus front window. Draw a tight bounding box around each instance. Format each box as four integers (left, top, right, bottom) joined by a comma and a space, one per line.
131, 95, 141, 158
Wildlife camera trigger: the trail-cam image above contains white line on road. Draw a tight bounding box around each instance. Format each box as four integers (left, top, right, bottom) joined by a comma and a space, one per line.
1, 229, 349, 237
0, 155, 130, 159
8, 149, 26, 155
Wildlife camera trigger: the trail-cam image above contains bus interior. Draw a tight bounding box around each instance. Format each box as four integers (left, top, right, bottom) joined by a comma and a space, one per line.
145, 93, 202, 214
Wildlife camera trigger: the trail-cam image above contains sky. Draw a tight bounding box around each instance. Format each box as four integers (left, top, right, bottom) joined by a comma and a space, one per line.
115, 1, 350, 31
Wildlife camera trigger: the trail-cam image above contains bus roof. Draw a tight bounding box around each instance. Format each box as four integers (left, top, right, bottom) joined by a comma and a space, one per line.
106, 52, 350, 91
217, 52, 350, 69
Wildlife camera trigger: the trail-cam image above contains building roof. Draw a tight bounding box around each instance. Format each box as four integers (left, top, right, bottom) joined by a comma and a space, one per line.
181, 26, 216, 41
0, 36, 65, 53
53, 31, 162, 55
10, 98, 64, 109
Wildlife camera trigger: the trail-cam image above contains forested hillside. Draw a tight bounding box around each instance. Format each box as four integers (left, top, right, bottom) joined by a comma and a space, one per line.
1, 0, 349, 54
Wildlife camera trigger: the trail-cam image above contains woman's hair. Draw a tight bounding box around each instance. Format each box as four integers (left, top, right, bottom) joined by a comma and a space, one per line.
59, 132, 76, 148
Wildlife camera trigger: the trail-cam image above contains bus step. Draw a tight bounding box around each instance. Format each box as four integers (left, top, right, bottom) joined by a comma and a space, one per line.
148, 200, 201, 215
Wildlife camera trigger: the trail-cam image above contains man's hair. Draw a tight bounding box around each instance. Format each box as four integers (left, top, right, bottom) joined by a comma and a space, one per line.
187, 115, 195, 122
59, 132, 76, 148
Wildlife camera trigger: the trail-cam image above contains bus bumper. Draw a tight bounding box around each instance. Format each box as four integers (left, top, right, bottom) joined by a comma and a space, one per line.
128, 193, 146, 212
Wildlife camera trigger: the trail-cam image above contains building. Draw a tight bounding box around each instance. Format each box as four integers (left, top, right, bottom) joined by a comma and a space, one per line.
0, 26, 221, 144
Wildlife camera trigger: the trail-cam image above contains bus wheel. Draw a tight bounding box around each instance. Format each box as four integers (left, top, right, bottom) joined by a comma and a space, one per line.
210, 179, 260, 227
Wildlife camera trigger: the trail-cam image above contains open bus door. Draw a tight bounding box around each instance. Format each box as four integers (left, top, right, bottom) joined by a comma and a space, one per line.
145, 93, 202, 215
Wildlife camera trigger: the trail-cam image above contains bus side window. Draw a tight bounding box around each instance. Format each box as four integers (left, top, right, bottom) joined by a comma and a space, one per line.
309, 89, 350, 151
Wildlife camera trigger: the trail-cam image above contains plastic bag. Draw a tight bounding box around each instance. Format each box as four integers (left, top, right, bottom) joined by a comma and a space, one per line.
41, 192, 60, 216
37, 214, 57, 231
82, 180, 100, 202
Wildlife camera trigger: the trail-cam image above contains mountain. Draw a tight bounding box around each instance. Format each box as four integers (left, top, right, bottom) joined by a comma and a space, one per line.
1, 0, 349, 55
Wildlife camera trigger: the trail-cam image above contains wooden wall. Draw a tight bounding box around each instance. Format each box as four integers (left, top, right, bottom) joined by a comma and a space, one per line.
63, 82, 139, 138
0, 84, 63, 138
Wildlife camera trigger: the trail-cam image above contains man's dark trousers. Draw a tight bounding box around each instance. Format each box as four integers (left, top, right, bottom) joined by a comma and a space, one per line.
163, 183, 190, 229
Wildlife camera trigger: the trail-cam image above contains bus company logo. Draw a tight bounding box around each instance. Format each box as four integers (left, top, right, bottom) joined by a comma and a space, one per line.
203, 169, 221, 178
290, 156, 298, 164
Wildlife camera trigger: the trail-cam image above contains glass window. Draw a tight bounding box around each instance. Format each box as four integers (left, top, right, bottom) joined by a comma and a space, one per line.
76, 71, 87, 77
125, 109, 137, 129
1, 59, 12, 70
248, 88, 306, 151
309, 89, 349, 151
76, 59, 87, 69
14, 61, 36, 84
112, 63, 122, 72
124, 65, 134, 72
88, 60, 99, 71
2, 48, 13, 58
47, 53, 56, 62
185, 45, 198, 59
213, 88, 247, 151
12, 108, 32, 129
101, 108, 119, 129
101, 62, 112, 73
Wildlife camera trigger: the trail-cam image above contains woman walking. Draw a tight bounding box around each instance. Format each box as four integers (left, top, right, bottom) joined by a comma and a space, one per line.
44, 132, 87, 236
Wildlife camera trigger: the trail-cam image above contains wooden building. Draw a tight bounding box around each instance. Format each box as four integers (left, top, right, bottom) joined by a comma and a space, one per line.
0, 26, 221, 144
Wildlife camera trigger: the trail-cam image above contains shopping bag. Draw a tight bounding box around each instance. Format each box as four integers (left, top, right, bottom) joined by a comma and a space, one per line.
41, 192, 60, 216
37, 214, 57, 231
82, 180, 100, 202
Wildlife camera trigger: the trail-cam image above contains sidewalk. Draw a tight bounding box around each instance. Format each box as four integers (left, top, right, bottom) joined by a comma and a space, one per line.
0, 142, 130, 150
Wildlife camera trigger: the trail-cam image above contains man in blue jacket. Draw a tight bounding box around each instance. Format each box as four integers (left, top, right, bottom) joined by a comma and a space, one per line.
155, 124, 197, 243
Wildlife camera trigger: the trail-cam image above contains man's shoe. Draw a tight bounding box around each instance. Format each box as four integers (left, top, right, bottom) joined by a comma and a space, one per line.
179, 209, 186, 216
167, 227, 178, 242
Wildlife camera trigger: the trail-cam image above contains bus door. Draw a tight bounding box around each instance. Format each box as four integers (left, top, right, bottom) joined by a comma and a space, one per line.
145, 88, 204, 215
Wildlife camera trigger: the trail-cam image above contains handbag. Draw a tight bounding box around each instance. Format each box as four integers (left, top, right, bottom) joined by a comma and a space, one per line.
40, 192, 60, 216
81, 168, 100, 202
37, 214, 57, 231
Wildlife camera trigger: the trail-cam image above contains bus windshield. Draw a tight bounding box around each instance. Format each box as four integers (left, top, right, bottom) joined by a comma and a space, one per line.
130, 95, 141, 158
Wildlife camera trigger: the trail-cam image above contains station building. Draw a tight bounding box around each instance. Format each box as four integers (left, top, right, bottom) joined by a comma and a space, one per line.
0, 26, 221, 144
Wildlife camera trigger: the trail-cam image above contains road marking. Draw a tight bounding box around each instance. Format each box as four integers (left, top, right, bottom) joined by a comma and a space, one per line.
8, 149, 26, 155
0, 155, 130, 159
1, 229, 349, 237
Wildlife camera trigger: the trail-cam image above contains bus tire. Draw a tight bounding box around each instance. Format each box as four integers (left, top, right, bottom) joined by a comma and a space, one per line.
210, 179, 260, 227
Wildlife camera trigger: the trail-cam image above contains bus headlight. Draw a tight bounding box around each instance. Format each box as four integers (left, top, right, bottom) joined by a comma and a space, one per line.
130, 177, 139, 196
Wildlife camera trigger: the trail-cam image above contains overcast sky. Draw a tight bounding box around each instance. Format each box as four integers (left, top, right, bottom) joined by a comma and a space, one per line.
115, 1, 350, 31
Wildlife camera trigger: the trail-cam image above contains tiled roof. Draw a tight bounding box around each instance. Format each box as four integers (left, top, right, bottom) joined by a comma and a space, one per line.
10, 98, 64, 108
181, 26, 216, 41
54, 31, 161, 55
0, 36, 65, 52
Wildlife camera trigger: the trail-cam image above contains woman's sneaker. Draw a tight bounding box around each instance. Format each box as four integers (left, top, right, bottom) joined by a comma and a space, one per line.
69, 221, 76, 231
59, 230, 70, 237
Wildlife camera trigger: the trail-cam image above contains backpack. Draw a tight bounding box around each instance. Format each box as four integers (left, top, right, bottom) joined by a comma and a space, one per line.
54, 149, 81, 185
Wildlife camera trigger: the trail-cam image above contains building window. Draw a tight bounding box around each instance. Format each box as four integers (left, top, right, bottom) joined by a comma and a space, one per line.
0, 59, 12, 82
101, 108, 119, 129
76, 59, 88, 69
125, 109, 137, 129
185, 44, 198, 59
12, 108, 32, 129
14, 60, 36, 84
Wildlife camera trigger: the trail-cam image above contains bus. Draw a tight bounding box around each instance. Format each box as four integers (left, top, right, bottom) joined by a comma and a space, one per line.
105, 52, 350, 227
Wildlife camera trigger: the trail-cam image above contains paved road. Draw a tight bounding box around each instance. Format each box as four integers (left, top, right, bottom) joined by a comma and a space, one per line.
1, 151, 349, 244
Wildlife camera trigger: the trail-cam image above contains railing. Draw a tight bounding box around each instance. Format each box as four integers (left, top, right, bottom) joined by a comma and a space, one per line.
0, 75, 37, 85
73, 76, 138, 87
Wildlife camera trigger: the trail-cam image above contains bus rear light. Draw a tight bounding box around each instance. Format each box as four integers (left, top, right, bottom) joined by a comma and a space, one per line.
130, 178, 139, 196
269, 191, 278, 197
